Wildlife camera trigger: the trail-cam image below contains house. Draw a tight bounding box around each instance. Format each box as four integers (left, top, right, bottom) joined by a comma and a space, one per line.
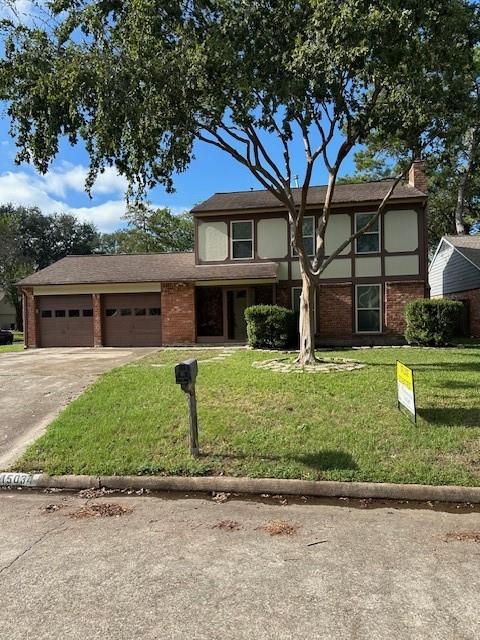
429, 235, 480, 338
0, 289, 16, 330
18, 162, 428, 348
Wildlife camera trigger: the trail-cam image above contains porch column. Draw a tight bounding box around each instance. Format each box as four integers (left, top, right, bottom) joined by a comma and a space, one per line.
92, 293, 103, 347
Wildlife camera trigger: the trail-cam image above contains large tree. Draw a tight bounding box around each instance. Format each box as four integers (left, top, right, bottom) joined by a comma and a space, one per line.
341, 47, 480, 249
100, 204, 194, 253
0, 1, 477, 363
0, 205, 100, 328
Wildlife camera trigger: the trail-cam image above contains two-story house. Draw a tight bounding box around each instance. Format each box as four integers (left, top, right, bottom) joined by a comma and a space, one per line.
19, 162, 428, 348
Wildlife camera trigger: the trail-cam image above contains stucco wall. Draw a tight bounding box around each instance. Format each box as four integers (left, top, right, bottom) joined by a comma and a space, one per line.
257, 218, 288, 259
385, 255, 419, 276
384, 210, 418, 253
198, 221, 228, 261
325, 214, 352, 256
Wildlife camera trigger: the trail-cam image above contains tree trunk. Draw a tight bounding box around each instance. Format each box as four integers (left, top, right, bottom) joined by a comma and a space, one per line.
296, 273, 318, 365
455, 170, 468, 235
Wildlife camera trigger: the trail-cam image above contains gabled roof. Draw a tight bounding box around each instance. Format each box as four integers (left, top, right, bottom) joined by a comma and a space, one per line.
192, 179, 426, 214
17, 252, 279, 286
441, 235, 480, 271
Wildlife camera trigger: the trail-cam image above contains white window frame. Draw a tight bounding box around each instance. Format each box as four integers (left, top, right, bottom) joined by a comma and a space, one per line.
355, 284, 382, 334
355, 212, 381, 255
291, 286, 317, 332
230, 220, 254, 260
292, 216, 315, 257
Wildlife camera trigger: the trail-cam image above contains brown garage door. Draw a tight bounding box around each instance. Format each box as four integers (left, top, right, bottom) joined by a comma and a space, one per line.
103, 293, 162, 347
38, 295, 94, 347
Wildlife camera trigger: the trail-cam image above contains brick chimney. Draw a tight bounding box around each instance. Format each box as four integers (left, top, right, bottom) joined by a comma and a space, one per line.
409, 160, 428, 194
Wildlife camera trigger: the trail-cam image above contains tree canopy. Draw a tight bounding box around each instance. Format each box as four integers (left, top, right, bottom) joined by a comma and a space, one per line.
1, 0, 478, 361
100, 205, 194, 254
0, 205, 100, 327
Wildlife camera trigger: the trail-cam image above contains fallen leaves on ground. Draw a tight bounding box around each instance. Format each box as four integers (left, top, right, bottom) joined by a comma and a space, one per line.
212, 519, 242, 531
444, 531, 480, 543
70, 503, 133, 519
212, 492, 230, 503
260, 521, 300, 536
78, 487, 114, 499
41, 503, 67, 513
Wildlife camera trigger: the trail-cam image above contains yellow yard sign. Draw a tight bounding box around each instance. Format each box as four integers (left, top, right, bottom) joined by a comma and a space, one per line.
396, 361, 416, 422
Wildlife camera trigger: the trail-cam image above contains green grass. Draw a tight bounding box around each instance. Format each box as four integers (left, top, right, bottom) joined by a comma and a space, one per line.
0, 344, 23, 354
140, 348, 228, 366
16, 346, 480, 486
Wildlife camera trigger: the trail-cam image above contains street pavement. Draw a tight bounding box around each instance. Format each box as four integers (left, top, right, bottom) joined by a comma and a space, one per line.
0, 490, 479, 639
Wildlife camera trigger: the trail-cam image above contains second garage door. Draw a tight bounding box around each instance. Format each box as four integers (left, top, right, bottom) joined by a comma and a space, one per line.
103, 293, 162, 347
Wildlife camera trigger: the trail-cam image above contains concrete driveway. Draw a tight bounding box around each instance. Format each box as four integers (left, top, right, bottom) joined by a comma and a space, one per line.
0, 347, 157, 469
0, 491, 479, 639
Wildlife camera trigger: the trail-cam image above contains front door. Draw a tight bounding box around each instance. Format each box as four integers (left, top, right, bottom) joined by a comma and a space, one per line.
226, 289, 248, 341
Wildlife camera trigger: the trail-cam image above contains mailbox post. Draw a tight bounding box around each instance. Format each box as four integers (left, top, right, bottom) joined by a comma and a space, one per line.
174, 358, 200, 457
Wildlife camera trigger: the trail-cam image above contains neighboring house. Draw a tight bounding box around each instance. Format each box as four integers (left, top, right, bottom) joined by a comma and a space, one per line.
0, 289, 16, 330
429, 235, 480, 338
18, 162, 428, 348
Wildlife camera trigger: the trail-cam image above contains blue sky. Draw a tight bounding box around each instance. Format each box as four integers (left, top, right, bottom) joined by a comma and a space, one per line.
0, 1, 358, 233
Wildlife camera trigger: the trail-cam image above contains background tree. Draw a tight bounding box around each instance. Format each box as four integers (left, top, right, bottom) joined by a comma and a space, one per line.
0, 205, 100, 329
100, 206, 194, 254
1, 1, 476, 363
342, 48, 480, 249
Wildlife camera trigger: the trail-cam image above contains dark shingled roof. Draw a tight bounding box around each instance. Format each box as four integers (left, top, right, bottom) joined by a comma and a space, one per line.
18, 252, 279, 286
444, 235, 480, 270
192, 179, 426, 214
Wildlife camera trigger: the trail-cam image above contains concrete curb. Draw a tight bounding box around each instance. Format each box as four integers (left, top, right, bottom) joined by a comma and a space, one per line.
1, 472, 480, 503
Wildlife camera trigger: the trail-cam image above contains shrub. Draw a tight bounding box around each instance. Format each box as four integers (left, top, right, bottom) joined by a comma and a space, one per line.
244, 305, 296, 349
405, 299, 463, 346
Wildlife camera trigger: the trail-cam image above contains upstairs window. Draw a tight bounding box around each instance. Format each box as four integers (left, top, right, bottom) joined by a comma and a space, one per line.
293, 216, 315, 257
231, 221, 254, 259
355, 213, 380, 254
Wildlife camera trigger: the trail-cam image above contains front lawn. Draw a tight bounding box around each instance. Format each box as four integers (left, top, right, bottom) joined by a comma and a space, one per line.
16, 346, 480, 486
0, 344, 23, 354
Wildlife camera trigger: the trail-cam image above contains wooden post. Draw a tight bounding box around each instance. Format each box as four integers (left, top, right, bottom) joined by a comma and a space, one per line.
187, 384, 200, 457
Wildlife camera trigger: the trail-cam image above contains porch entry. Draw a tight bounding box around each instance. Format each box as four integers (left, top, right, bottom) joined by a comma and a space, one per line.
196, 285, 274, 343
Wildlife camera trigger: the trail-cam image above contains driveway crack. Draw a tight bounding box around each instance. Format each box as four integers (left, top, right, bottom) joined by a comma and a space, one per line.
0, 521, 68, 576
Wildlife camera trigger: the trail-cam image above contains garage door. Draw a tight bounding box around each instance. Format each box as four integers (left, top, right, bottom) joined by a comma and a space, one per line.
103, 293, 162, 347
38, 295, 94, 347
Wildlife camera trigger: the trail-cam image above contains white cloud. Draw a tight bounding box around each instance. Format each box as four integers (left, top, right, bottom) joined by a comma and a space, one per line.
41, 162, 128, 199
0, 168, 191, 232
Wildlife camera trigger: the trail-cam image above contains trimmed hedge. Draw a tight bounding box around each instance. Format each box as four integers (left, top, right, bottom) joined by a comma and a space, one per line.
245, 305, 296, 349
405, 299, 463, 346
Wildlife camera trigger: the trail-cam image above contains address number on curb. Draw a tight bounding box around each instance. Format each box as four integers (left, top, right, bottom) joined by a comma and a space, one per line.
0, 473, 42, 487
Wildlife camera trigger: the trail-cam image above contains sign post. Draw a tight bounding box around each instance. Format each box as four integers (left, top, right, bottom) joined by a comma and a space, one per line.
396, 361, 416, 423
174, 358, 200, 456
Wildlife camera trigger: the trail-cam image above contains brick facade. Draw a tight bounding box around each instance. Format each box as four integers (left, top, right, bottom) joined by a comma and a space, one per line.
317, 284, 353, 338
161, 282, 196, 345
92, 293, 103, 347
384, 281, 425, 336
22, 287, 38, 348
444, 288, 480, 338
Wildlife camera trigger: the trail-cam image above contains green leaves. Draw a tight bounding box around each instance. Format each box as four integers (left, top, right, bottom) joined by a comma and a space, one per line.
2, 0, 476, 200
